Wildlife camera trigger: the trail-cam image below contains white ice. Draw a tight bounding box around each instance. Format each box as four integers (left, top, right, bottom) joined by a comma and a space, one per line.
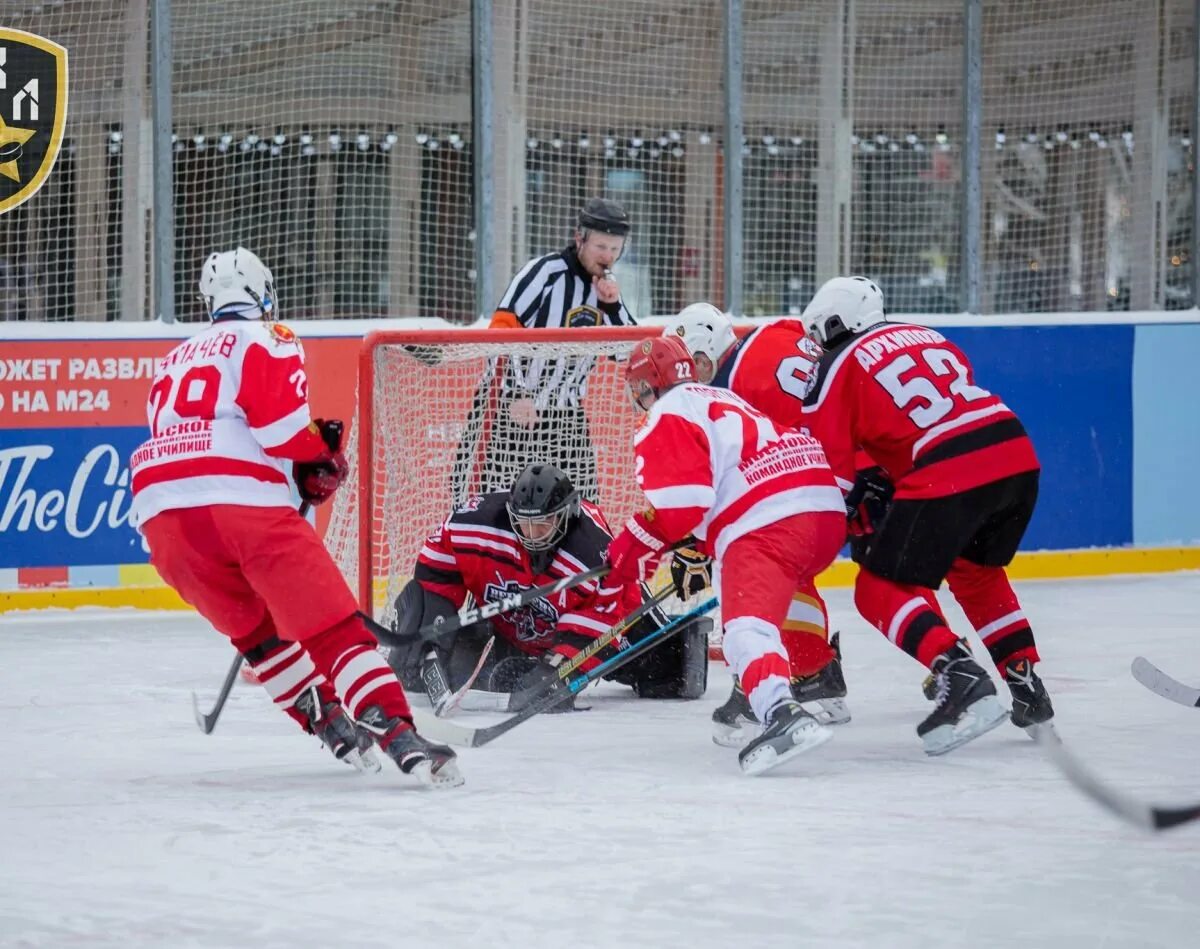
2, 573, 1199, 949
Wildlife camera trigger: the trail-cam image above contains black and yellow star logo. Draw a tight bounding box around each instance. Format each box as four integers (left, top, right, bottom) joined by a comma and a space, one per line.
0, 115, 37, 184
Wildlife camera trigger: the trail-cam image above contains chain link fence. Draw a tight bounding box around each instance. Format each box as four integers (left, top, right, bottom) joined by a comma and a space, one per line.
0, 0, 1195, 321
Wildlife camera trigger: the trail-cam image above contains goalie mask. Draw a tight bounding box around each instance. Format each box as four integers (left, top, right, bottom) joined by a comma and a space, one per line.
199, 246, 277, 321
507, 463, 581, 574
625, 335, 696, 412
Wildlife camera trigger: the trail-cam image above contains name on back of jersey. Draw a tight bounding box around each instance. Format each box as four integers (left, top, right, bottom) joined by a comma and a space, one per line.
854, 326, 947, 370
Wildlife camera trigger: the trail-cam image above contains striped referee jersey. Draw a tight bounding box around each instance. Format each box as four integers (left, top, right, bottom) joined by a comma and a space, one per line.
492, 244, 635, 408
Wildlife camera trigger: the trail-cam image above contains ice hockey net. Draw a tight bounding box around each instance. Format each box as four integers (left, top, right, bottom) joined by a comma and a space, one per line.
324, 327, 721, 653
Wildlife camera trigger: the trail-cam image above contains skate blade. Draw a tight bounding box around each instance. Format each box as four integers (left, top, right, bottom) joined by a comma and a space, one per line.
801, 697, 851, 726
739, 721, 833, 777
711, 715, 759, 748
408, 758, 465, 789
921, 696, 1009, 757
1020, 719, 1060, 744
344, 748, 383, 774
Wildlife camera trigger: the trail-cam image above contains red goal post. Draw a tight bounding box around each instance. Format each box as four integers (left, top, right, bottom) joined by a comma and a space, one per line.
327, 326, 693, 628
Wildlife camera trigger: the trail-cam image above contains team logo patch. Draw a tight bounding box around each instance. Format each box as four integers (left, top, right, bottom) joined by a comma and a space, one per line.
483, 576, 559, 643
640, 339, 653, 354
566, 304, 603, 328
0, 29, 68, 216
268, 322, 297, 345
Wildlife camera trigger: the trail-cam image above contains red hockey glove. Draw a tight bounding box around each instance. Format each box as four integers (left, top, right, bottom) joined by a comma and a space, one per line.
293, 418, 348, 505
844, 466, 894, 537
605, 510, 669, 586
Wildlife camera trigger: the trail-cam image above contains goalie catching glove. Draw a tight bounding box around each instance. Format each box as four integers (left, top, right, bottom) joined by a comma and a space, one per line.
605, 509, 671, 586
294, 418, 349, 505
670, 546, 712, 600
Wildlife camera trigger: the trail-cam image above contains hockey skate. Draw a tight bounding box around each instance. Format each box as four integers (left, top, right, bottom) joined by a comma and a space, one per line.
295, 686, 382, 774
791, 632, 851, 725
1004, 657, 1056, 739
711, 676, 758, 747
917, 640, 1009, 756
738, 699, 832, 776
358, 706, 464, 788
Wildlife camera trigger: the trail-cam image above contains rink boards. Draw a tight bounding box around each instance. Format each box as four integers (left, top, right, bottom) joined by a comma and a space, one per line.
2, 315, 1199, 610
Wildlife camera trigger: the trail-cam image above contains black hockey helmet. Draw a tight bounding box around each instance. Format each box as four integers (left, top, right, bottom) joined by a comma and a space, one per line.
577, 197, 631, 237
507, 463, 580, 572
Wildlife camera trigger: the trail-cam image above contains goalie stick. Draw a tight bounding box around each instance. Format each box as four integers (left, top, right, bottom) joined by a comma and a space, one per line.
1035, 730, 1200, 831
368, 563, 615, 649
454, 583, 679, 713
1130, 657, 1200, 708
413, 595, 718, 748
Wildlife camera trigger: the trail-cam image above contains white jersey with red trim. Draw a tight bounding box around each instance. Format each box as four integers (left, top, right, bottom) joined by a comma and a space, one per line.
633, 382, 843, 560
130, 320, 313, 525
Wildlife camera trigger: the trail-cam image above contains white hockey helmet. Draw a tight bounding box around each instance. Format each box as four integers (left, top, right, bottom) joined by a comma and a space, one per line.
800, 276, 886, 345
663, 302, 736, 371
198, 246, 277, 320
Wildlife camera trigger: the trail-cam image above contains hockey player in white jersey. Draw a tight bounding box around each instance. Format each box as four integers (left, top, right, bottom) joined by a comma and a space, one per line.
130, 247, 462, 787
604, 335, 847, 775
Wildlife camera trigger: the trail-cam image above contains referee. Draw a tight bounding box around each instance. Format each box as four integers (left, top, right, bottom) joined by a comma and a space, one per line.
465, 198, 634, 502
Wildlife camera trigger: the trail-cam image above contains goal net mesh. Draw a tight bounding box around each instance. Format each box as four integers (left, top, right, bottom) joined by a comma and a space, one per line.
325, 330, 715, 637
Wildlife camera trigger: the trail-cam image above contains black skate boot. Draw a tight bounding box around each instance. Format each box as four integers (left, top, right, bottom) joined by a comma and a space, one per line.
737, 699, 832, 776
791, 632, 851, 725
711, 676, 759, 747
358, 706, 464, 788
1004, 657, 1055, 738
295, 686, 381, 773
917, 640, 1008, 756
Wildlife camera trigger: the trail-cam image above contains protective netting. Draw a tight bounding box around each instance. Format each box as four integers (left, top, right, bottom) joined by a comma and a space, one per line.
326, 330, 667, 625
3, 1, 1196, 321
0, 2, 130, 321
505, 0, 723, 320
982, 0, 1195, 311
743, 0, 963, 316
168, 0, 473, 322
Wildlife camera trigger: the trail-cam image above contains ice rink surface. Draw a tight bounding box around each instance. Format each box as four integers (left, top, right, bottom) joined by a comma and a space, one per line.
2, 573, 1198, 949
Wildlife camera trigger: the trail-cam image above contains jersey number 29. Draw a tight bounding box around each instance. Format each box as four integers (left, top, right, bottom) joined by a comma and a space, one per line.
148, 365, 221, 436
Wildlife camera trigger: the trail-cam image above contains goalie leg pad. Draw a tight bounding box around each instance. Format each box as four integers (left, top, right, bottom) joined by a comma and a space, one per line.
631, 618, 711, 700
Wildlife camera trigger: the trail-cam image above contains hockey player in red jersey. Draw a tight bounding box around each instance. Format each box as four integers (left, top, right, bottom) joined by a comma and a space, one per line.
130, 247, 462, 787
663, 304, 849, 740
799, 275, 1054, 755
387, 462, 709, 709
605, 335, 847, 776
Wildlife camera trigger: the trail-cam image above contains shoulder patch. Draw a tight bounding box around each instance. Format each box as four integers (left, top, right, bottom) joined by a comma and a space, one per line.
268, 322, 298, 346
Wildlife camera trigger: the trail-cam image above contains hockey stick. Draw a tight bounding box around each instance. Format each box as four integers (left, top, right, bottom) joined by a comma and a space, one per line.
1130, 657, 1200, 708
1035, 729, 1200, 831
193, 497, 318, 733
367, 563, 613, 649
192, 653, 245, 734
414, 596, 718, 748
453, 583, 679, 714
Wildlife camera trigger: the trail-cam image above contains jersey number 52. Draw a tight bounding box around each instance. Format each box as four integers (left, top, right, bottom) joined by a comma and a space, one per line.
874, 348, 990, 429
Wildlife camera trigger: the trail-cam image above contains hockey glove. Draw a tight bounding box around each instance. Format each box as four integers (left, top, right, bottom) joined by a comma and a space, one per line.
605, 510, 669, 586
294, 418, 349, 505
844, 465, 894, 537
670, 546, 712, 600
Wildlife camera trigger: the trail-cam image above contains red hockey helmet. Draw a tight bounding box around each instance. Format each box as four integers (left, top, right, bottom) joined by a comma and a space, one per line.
625, 335, 697, 411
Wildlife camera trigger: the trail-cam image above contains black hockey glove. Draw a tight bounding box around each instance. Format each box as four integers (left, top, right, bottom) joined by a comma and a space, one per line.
669, 547, 713, 600
844, 466, 894, 537
294, 419, 348, 506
